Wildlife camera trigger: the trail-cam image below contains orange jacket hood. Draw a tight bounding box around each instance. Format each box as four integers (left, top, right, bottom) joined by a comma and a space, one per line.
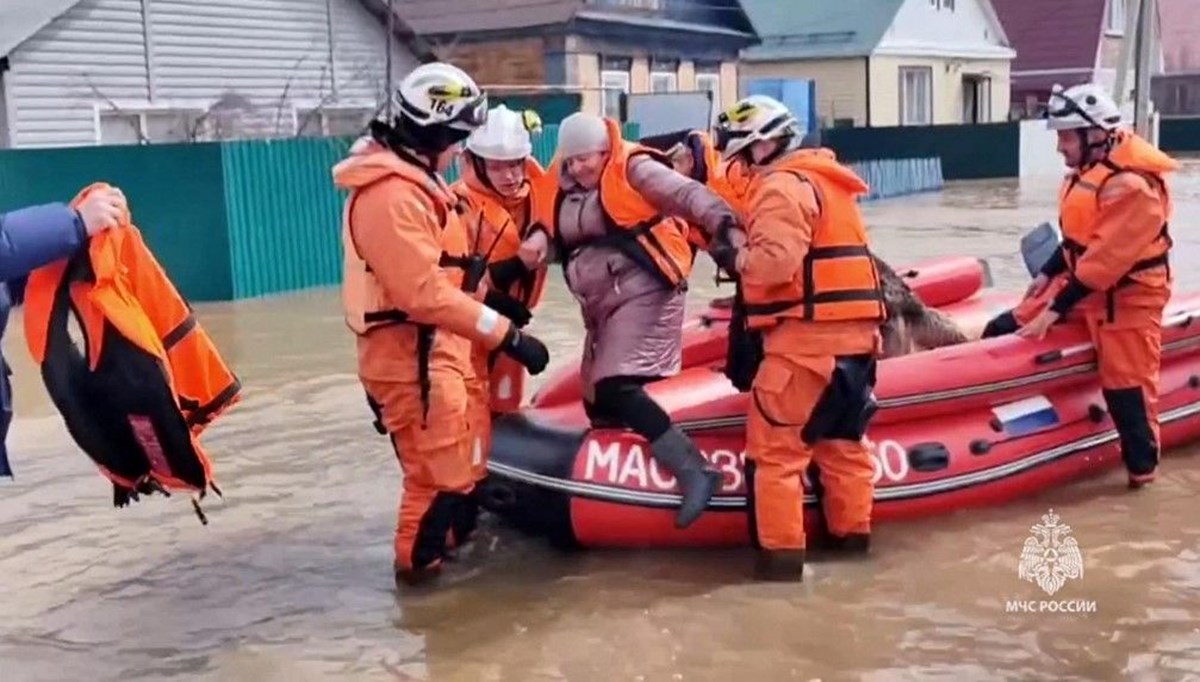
1107, 129, 1179, 176
766, 147, 869, 197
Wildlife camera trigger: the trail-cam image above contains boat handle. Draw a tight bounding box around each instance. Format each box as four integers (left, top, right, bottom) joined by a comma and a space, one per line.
1033, 310, 1199, 365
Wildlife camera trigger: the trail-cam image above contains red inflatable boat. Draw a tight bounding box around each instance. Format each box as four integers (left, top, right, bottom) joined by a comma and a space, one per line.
479, 285, 1200, 550
531, 255, 1005, 408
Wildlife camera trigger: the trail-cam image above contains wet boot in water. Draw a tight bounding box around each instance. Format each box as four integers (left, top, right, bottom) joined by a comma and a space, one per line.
755, 550, 805, 582
821, 532, 870, 555
649, 426, 722, 528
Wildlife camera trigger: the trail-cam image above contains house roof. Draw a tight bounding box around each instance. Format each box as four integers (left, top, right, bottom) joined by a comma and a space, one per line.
0, 0, 81, 57
1, 0, 436, 62
991, 0, 1104, 86
397, 0, 754, 40
738, 0, 905, 61
399, 0, 583, 36
1159, 0, 1200, 74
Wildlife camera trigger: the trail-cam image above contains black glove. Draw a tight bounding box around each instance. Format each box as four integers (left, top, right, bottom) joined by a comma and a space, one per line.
709, 217, 741, 275
709, 242, 739, 275
488, 256, 529, 291
484, 289, 533, 328
501, 327, 549, 375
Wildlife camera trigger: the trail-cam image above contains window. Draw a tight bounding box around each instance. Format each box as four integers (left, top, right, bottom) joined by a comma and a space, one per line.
940, 0, 955, 10
1106, 0, 1126, 35
650, 72, 677, 93
899, 67, 933, 125
96, 107, 207, 145
295, 104, 377, 137
593, 0, 662, 8
601, 56, 630, 120
649, 57, 678, 93
962, 75, 992, 123
696, 68, 721, 120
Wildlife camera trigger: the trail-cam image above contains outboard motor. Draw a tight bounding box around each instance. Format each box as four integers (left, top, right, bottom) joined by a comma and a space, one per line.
1020, 222, 1062, 278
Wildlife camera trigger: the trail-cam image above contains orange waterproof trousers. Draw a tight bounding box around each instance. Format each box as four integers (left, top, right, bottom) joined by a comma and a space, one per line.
1085, 305, 1164, 481
746, 352, 877, 551
464, 349, 528, 484
464, 348, 495, 485
362, 375, 474, 579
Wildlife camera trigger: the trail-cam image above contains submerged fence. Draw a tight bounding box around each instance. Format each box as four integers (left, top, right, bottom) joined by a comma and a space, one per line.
1, 122, 944, 302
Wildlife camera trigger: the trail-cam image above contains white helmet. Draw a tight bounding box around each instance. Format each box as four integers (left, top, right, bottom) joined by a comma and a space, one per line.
1046, 83, 1122, 132
465, 105, 541, 160
395, 62, 488, 132
714, 95, 799, 160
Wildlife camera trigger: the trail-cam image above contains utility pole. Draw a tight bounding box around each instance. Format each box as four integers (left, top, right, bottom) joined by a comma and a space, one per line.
1133, 0, 1156, 141
385, 0, 395, 117
1112, 0, 1158, 143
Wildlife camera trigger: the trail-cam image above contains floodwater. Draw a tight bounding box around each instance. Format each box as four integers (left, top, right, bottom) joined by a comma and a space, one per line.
3, 160, 1200, 682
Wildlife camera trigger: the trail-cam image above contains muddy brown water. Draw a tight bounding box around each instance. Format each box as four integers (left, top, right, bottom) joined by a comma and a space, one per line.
3, 161, 1200, 681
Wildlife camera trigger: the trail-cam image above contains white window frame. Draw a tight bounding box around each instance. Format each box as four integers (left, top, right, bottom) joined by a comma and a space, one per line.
962, 75, 992, 123
92, 101, 210, 145
601, 70, 630, 119
606, 0, 663, 8
899, 66, 933, 126
293, 101, 379, 137
1106, 0, 1126, 36
650, 72, 677, 94
695, 72, 721, 120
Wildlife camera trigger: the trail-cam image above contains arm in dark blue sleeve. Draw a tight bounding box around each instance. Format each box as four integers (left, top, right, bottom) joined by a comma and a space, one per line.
1038, 246, 1068, 278
0, 203, 88, 281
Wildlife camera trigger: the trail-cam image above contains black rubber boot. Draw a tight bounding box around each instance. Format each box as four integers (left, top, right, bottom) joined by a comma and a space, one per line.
822, 532, 870, 555
649, 426, 722, 529
754, 549, 805, 582
448, 489, 481, 554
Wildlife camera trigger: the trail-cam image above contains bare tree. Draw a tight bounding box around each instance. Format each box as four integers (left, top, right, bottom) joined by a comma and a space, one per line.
272, 54, 313, 136
83, 74, 150, 145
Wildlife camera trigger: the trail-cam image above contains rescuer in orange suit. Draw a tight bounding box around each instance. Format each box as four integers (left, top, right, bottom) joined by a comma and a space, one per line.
993, 83, 1177, 489
450, 104, 550, 548
333, 63, 551, 587
710, 95, 887, 581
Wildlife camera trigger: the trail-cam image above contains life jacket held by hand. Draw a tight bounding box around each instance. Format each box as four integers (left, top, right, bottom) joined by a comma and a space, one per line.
23, 182, 242, 523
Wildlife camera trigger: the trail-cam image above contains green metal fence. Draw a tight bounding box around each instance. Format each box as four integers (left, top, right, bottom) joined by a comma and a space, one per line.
0, 142, 234, 301
1, 119, 957, 302
0, 123, 641, 302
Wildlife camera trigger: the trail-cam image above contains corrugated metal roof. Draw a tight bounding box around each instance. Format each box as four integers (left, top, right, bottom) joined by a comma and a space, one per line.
738, 0, 904, 61
398, 0, 582, 36
991, 0, 1104, 74
0, 0, 82, 57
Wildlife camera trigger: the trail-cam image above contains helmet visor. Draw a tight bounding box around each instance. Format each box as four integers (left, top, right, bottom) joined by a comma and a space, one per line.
447, 92, 489, 131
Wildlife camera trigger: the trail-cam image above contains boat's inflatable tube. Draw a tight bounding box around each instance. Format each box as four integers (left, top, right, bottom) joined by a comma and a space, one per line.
480, 293, 1200, 549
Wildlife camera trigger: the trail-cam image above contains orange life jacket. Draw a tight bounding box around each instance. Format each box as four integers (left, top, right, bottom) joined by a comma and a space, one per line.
1058, 130, 1174, 317
341, 153, 484, 427
532, 117, 694, 290
741, 149, 886, 329
452, 156, 549, 414
683, 130, 747, 254
22, 183, 241, 522
452, 156, 549, 310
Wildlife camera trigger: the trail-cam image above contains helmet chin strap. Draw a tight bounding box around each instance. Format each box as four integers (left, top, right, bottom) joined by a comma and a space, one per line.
745, 136, 794, 167
1076, 128, 1115, 167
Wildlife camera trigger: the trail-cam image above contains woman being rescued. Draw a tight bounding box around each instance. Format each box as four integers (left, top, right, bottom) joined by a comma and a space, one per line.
333, 62, 551, 587
518, 112, 742, 529
449, 104, 550, 546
